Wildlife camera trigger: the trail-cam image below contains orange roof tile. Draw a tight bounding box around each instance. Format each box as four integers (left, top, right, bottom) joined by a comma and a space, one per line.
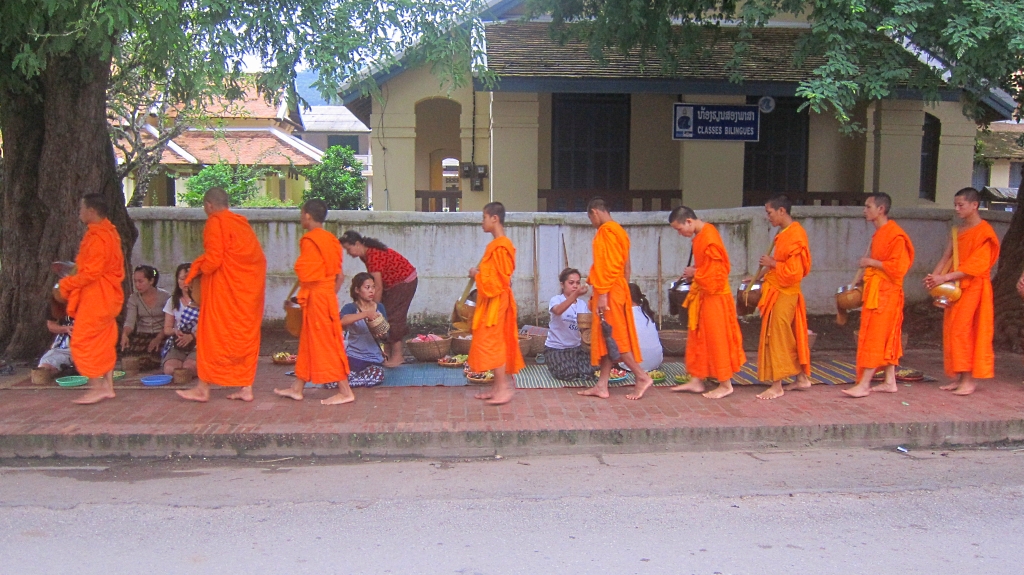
161, 130, 320, 166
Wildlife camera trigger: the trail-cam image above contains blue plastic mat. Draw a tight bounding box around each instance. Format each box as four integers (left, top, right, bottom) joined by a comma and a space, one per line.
381, 363, 468, 387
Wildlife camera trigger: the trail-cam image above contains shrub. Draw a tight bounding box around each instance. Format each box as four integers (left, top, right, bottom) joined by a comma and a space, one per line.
303, 145, 366, 210
179, 162, 273, 207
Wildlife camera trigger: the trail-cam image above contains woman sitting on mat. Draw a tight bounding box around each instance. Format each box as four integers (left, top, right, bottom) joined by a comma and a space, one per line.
340, 230, 417, 367
339, 272, 387, 388
161, 263, 199, 377
544, 267, 595, 381
121, 265, 170, 369
623, 283, 663, 372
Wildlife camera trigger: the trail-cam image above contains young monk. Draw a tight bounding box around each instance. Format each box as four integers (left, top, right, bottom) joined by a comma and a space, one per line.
756, 195, 812, 400
467, 202, 525, 405
667, 206, 746, 399
178, 187, 267, 402
924, 187, 999, 396
579, 198, 654, 400
843, 193, 915, 398
274, 199, 355, 405
58, 194, 125, 405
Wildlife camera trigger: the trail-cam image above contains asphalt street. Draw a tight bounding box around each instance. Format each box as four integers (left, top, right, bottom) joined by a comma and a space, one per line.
1, 447, 1022, 574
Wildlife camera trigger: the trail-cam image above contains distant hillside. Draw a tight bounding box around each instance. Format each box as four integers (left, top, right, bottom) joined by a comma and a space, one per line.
294, 70, 334, 106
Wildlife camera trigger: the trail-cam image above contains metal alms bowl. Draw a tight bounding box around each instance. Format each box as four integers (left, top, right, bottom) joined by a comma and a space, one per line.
835, 284, 863, 311
735, 278, 763, 316
668, 278, 691, 316
929, 282, 961, 308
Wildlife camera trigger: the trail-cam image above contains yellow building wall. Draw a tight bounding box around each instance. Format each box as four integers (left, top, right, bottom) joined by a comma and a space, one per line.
630, 93, 680, 192
415, 98, 462, 191
678, 95, 746, 209
489, 91, 539, 212
927, 99, 979, 207
990, 160, 1012, 188
537, 93, 552, 193
807, 107, 866, 193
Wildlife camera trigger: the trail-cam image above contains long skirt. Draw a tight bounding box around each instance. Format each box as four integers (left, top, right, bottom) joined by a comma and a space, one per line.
544, 345, 595, 382
325, 356, 385, 388
382, 278, 417, 344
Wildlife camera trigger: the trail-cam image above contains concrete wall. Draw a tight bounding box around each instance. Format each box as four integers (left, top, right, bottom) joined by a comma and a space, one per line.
130, 206, 1011, 325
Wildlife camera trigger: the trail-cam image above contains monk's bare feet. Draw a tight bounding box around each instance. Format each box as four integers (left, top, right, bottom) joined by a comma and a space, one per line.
72, 388, 115, 405
626, 373, 653, 400
841, 384, 871, 398
226, 387, 254, 402
321, 389, 355, 405
486, 389, 514, 405
703, 381, 734, 399
940, 377, 962, 391
176, 387, 209, 403
578, 385, 610, 399
474, 385, 494, 400
670, 377, 705, 393
273, 385, 304, 401
784, 375, 812, 391
757, 382, 785, 400
871, 381, 898, 393
952, 380, 977, 396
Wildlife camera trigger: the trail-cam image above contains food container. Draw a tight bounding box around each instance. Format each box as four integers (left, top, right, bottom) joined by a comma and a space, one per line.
835, 284, 863, 311
929, 282, 961, 308
735, 278, 762, 316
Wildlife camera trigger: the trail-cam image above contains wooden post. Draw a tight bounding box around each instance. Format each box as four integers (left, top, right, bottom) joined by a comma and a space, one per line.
657, 236, 663, 330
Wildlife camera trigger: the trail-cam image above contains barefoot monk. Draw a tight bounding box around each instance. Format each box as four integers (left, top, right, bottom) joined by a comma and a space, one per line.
579, 198, 654, 400
923, 187, 998, 396
467, 202, 525, 406
178, 187, 267, 402
273, 199, 355, 405
58, 194, 125, 405
756, 195, 812, 400
842, 193, 915, 398
667, 206, 746, 399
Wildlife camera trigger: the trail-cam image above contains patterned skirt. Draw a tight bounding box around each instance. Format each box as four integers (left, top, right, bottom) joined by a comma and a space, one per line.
544, 345, 596, 382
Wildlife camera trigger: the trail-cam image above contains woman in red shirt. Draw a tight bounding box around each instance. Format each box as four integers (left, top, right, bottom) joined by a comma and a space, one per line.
340, 231, 418, 367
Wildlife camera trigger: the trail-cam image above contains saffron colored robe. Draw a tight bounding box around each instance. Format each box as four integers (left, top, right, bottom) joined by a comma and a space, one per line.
943, 221, 999, 378
294, 227, 349, 384
757, 221, 812, 382
468, 236, 526, 374
589, 221, 642, 366
856, 220, 915, 373
683, 223, 746, 381
185, 210, 267, 386
58, 219, 124, 378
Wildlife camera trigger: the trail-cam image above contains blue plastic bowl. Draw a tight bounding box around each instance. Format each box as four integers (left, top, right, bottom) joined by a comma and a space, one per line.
140, 375, 173, 386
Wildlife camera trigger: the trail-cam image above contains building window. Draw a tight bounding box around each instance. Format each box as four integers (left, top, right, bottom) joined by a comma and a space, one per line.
1011, 162, 1023, 190
327, 135, 360, 152
551, 94, 631, 195
165, 174, 176, 206
743, 97, 808, 205
972, 163, 991, 191
919, 113, 940, 201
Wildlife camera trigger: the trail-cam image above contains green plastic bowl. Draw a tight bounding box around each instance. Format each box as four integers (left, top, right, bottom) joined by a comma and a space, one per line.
112, 370, 126, 381
55, 376, 88, 387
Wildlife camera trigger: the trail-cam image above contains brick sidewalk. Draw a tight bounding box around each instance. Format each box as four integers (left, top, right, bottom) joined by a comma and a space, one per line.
1, 349, 1022, 457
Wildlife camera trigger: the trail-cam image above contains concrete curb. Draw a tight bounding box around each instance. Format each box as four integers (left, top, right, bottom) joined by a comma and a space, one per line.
5, 418, 1024, 458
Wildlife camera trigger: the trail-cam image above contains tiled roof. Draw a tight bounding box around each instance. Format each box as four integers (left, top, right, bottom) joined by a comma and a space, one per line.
161, 130, 320, 166
979, 128, 1024, 160
302, 105, 369, 132
485, 22, 832, 83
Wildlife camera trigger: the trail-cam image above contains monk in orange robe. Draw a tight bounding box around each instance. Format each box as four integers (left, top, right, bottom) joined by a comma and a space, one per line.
924, 187, 999, 396
467, 202, 525, 405
843, 193, 915, 398
579, 198, 653, 400
273, 199, 354, 405
667, 206, 746, 399
58, 194, 125, 405
756, 195, 812, 400
178, 187, 267, 402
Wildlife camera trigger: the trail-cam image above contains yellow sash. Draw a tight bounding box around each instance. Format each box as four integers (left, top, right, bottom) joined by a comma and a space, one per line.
861, 268, 894, 310
683, 283, 732, 331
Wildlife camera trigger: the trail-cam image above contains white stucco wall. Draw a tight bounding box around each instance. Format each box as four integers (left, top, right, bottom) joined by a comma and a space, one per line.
130, 207, 1010, 323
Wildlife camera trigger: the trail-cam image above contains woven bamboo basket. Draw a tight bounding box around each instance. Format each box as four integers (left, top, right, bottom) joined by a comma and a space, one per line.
659, 330, 688, 356
449, 330, 472, 355
283, 281, 302, 337
173, 368, 194, 385
529, 334, 547, 355
518, 335, 533, 358
406, 337, 452, 362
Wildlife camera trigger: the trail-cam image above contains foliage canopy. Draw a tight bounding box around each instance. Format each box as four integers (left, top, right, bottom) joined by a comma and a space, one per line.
303, 145, 367, 210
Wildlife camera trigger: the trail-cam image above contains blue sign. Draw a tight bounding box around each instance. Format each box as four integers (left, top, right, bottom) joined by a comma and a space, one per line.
672, 103, 760, 142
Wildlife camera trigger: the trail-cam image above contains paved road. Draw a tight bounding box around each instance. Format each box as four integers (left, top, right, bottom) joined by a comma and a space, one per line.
1, 447, 1022, 574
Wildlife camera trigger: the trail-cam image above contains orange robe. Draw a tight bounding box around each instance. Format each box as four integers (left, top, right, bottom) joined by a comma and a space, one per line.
856, 220, 915, 373
589, 221, 642, 366
58, 219, 124, 378
683, 224, 746, 381
185, 210, 267, 386
468, 236, 525, 374
943, 221, 999, 378
757, 221, 812, 381
294, 228, 349, 384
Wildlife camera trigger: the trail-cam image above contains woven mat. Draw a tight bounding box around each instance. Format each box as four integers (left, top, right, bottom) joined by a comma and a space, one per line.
731, 360, 936, 386
514, 363, 688, 389
380, 363, 468, 387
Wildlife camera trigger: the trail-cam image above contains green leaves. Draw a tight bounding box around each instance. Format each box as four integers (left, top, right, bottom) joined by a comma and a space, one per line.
302, 145, 366, 210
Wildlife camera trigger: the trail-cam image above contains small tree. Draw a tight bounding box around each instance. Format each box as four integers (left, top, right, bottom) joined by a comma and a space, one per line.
303, 146, 367, 210
181, 162, 275, 207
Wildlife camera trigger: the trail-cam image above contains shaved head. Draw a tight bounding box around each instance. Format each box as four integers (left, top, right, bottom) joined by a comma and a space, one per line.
587, 197, 609, 214
204, 187, 230, 208
955, 187, 981, 204
668, 205, 697, 223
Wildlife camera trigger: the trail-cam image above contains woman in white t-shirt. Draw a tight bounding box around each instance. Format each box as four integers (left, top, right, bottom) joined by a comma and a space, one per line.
161, 263, 199, 376
544, 268, 595, 381
622, 283, 663, 372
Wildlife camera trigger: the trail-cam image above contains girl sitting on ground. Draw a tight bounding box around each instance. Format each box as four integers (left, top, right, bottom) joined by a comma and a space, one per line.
338, 272, 388, 387
121, 265, 170, 369
543, 267, 595, 381
161, 263, 199, 377
624, 283, 663, 372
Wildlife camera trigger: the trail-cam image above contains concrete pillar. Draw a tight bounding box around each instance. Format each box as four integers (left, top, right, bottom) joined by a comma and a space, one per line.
460, 91, 491, 213
489, 92, 539, 212
678, 95, 746, 209
927, 100, 978, 206
369, 102, 417, 211
874, 100, 924, 207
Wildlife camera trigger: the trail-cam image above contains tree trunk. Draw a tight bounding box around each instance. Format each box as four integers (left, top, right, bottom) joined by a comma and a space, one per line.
993, 208, 1024, 352
0, 50, 138, 361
